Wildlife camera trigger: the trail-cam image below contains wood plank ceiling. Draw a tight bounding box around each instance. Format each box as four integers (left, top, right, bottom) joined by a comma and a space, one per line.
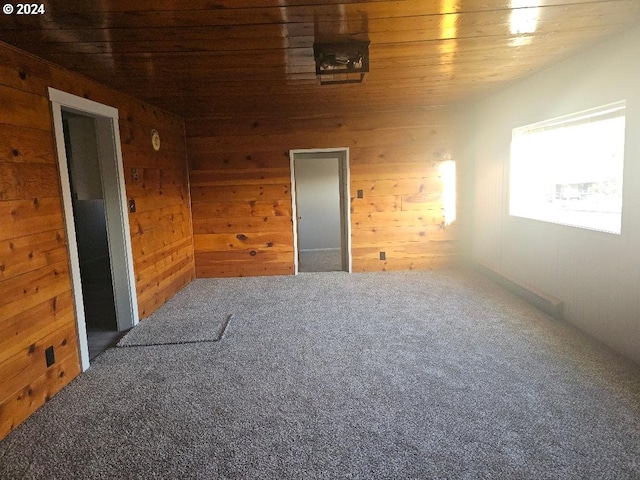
1, 0, 639, 118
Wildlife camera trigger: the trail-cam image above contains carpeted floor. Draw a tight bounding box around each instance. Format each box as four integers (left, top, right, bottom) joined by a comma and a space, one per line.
298, 249, 343, 272
116, 288, 233, 347
1, 269, 639, 479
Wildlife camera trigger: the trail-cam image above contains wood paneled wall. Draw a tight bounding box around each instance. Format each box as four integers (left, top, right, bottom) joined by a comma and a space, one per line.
187, 109, 461, 277
0, 42, 194, 439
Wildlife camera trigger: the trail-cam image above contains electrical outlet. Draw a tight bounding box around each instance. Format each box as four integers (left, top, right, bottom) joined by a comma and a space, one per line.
379, 251, 386, 260
357, 189, 364, 199
132, 168, 139, 180
45, 346, 55, 367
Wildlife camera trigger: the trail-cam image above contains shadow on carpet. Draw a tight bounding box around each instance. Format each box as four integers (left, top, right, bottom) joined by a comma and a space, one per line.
117, 313, 233, 347
117, 281, 234, 347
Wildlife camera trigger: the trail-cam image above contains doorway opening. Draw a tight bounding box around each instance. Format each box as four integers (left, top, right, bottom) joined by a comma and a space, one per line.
49, 88, 138, 370
290, 148, 351, 274
62, 112, 118, 361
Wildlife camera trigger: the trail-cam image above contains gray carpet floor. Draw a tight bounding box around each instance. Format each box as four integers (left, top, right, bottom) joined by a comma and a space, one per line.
298, 249, 343, 272
117, 285, 233, 347
1, 269, 639, 479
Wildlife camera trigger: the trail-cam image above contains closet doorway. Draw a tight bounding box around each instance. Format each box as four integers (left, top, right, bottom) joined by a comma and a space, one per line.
49, 88, 138, 370
290, 148, 351, 274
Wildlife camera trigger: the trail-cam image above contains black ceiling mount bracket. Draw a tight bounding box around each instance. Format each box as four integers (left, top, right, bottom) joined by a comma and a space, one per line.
313, 41, 370, 85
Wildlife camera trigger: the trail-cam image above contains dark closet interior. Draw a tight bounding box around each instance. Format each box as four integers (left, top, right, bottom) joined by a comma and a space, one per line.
62, 112, 120, 359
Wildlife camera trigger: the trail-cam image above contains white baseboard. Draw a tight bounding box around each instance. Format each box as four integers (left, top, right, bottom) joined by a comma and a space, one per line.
470, 260, 564, 321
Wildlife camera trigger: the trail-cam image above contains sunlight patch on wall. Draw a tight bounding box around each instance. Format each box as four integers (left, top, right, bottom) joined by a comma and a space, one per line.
440, 159, 457, 226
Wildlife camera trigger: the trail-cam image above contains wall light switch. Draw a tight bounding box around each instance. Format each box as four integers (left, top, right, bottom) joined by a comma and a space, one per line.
128, 199, 136, 213
357, 189, 364, 199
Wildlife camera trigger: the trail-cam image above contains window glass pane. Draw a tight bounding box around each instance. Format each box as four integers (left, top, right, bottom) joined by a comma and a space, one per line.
509, 102, 625, 234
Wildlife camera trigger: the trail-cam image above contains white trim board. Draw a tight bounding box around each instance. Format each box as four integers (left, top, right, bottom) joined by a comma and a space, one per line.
48, 87, 139, 371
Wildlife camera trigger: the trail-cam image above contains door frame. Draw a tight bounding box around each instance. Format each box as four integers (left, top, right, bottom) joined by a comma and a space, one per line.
49, 88, 139, 371
289, 148, 352, 274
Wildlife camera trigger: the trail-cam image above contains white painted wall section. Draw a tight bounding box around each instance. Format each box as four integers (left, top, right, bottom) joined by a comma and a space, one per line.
469, 26, 640, 363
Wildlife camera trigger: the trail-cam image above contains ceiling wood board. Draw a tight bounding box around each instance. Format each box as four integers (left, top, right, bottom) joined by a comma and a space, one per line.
0, 0, 638, 118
